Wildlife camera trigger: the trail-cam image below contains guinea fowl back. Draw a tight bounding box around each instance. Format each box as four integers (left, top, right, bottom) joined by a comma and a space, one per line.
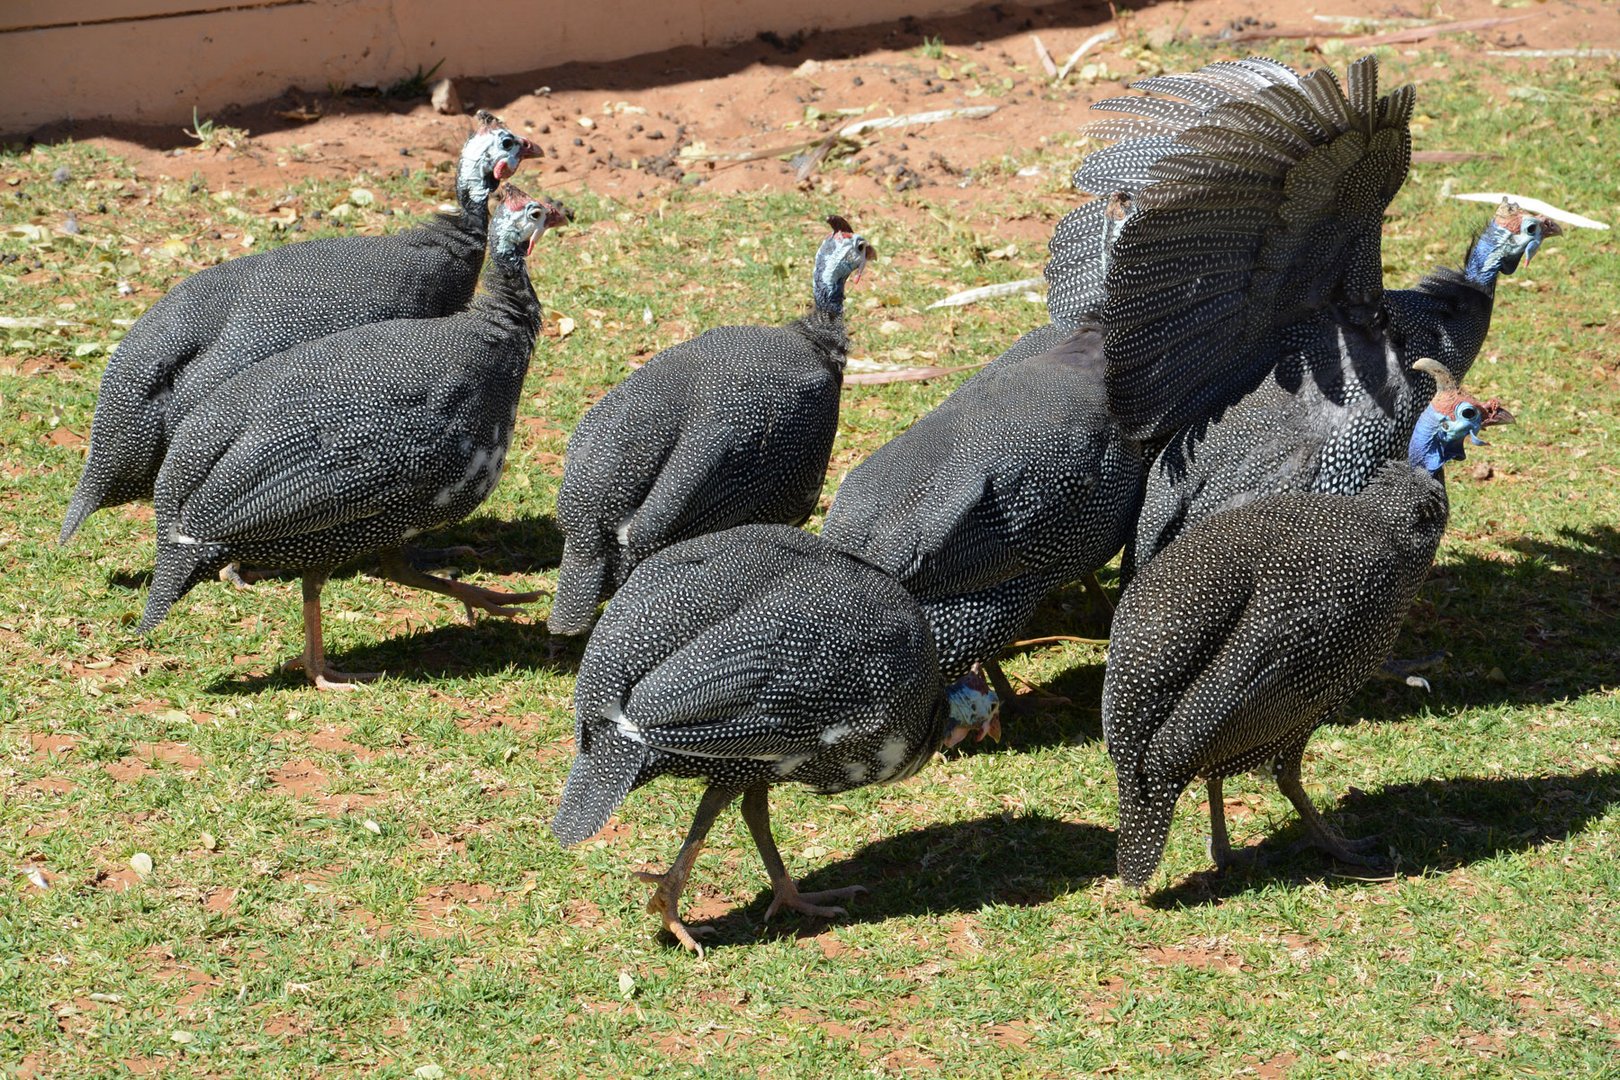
822, 327, 1143, 678
60, 114, 538, 544
549, 216, 872, 635
138, 187, 561, 683
556, 523, 949, 846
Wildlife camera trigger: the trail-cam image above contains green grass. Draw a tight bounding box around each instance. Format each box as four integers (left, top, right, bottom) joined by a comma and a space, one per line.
3, 46, 1619, 1077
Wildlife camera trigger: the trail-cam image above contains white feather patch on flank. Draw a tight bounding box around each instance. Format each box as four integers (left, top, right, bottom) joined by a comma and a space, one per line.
843, 761, 869, 783
819, 724, 852, 745
875, 737, 909, 779
605, 698, 644, 744
432, 487, 456, 508
775, 753, 811, 776
615, 518, 633, 547
170, 530, 200, 545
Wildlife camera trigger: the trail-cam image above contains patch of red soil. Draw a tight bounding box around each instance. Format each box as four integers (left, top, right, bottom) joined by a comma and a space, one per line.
267, 758, 328, 796
121, 1056, 167, 1076
1251, 1050, 1299, 1078
49, 0, 1617, 248
564, 897, 605, 928
94, 866, 142, 891
21, 777, 76, 797
203, 887, 237, 913
412, 882, 498, 937
151, 962, 220, 1008
988, 1020, 1035, 1049
1141, 942, 1245, 973
305, 725, 377, 760
104, 757, 155, 783
134, 741, 203, 769
27, 732, 77, 758
456, 712, 539, 735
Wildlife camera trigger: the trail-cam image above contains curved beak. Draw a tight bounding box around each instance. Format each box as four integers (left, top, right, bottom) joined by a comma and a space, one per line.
517, 135, 543, 160
1482, 403, 1515, 427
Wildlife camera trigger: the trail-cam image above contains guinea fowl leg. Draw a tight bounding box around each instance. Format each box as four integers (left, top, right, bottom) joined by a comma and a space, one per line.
983, 659, 1065, 724
377, 549, 543, 623
283, 573, 381, 690
1272, 742, 1383, 867
1206, 775, 1262, 871
635, 784, 738, 955
1083, 571, 1116, 616
740, 784, 866, 921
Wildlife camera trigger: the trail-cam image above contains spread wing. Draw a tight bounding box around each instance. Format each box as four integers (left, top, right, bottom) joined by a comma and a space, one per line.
1045, 55, 1414, 442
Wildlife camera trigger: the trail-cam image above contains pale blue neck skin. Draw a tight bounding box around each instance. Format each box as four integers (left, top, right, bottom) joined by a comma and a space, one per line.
1464, 220, 1526, 287
812, 235, 864, 314
1408, 406, 1482, 474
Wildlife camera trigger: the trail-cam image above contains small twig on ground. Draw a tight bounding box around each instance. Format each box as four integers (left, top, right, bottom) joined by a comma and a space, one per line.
1031, 35, 1058, 78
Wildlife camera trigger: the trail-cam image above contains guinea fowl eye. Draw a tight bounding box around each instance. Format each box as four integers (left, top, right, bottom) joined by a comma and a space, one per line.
1459, 404, 1478, 421
1526, 222, 1539, 235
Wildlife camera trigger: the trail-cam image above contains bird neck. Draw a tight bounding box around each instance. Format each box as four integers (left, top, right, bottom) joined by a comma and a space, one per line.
812, 248, 852, 315
1463, 221, 1517, 289
475, 248, 541, 332
1407, 405, 1465, 475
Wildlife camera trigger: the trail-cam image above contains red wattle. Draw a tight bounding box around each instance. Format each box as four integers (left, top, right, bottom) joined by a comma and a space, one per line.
494, 159, 513, 181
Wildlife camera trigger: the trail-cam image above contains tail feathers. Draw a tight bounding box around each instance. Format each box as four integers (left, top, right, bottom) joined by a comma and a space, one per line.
553, 722, 649, 846
60, 457, 150, 545
1114, 770, 1184, 890
59, 485, 100, 545
548, 545, 610, 636
138, 540, 229, 633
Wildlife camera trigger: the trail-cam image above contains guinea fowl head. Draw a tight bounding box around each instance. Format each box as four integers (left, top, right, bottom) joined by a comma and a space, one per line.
490, 183, 568, 261
1464, 197, 1564, 284
812, 213, 876, 314
459, 111, 542, 202
1408, 358, 1515, 473
941, 668, 1002, 748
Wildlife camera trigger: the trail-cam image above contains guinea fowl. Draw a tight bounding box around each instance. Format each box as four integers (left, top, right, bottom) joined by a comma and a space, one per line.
821, 326, 1143, 699
61, 111, 541, 543
552, 524, 999, 953
138, 185, 566, 689
1100, 360, 1513, 889
547, 215, 874, 635
1040, 55, 1561, 571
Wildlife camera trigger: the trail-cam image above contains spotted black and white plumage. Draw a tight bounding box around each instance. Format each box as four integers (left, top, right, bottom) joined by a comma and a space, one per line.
822, 327, 1144, 680
548, 216, 874, 635
554, 523, 988, 843
1100, 365, 1513, 888
1040, 55, 1560, 570
137, 188, 564, 659
552, 524, 997, 948
61, 112, 540, 543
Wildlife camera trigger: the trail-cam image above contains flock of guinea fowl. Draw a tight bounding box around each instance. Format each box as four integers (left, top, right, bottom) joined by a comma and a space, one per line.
56, 55, 1582, 952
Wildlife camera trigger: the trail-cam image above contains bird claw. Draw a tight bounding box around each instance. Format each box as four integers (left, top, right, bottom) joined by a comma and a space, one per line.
281, 657, 382, 690
634, 869, 715, 955
764, 883, 866, 922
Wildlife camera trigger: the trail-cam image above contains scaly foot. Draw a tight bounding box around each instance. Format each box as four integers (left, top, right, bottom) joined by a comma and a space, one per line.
764, 878, 867, 922
635, 869, 716, 955
282, 656, 382, 691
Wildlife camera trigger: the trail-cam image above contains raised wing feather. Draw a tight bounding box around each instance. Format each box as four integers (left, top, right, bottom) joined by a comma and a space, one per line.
1045, 54, 1414, 442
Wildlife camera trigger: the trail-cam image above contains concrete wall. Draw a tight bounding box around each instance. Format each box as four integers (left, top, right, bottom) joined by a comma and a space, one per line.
1, 0, 983, 137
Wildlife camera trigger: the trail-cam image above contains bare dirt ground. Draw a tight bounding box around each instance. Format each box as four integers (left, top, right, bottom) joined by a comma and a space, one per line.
30, 0, 1620, 231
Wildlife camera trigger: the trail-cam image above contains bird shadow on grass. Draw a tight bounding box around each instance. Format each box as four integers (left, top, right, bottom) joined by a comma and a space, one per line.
1150, 768, 1620, 908
683, 812, 1113, 951
417, 511, 565, 577
1351, 523, 1618, 718
205, 615, 582, 695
